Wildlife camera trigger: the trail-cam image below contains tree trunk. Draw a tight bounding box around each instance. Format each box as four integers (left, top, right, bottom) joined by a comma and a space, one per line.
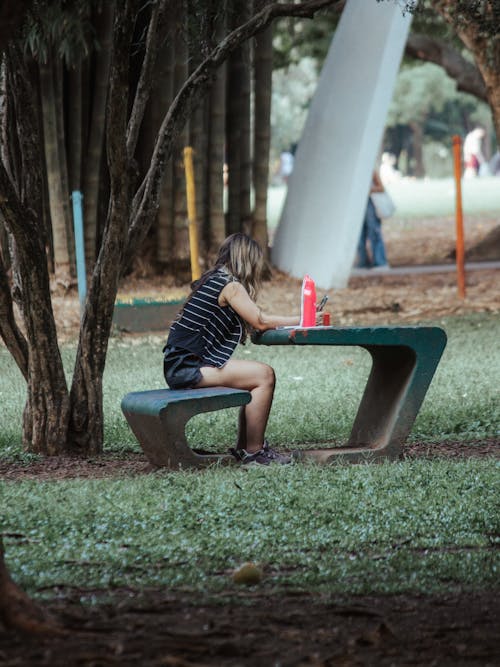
238, 0, 253, 236
207, 4, 227, 254
0, 253, 28, 380
0, 46, 70, 455
252, 16, 273, 254
82, 1, 115, 270
0, 59, 14, 187
409, 121, 425, 178
188, 3, 210, 265
0, 164, 71, 454
224, 0, 254, 236
471, 59, 500, 146
153, 27, 175, 266
225, 5, 244, 234
67, 63, 83, 192
7, 49, 46, 230
54, 59, 75, 275
39, 56, 71, 279
190, 100, 208, 262
173, 3, 190, 269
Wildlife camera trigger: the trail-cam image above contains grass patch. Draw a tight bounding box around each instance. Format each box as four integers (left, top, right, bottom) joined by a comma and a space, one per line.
1, 459, 498, 597
267, 177, 500, 227
1, 313, 498, 600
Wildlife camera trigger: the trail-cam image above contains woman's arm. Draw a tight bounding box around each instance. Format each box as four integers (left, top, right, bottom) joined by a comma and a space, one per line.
220, 281, 301, 331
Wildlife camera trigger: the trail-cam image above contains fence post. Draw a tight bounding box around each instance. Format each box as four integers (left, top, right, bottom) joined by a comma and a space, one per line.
71, 190, 87, 314
452, 136, 466, 299
183, 147, 201, 282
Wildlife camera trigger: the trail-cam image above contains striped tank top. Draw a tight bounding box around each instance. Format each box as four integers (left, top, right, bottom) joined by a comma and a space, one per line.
165, 269, 243, 367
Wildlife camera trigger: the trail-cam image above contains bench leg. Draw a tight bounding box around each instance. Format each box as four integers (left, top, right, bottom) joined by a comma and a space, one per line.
347, 344, 416, 456
124, 403, 236, 469
298, 339, 443, 464
122, 390, 251, 469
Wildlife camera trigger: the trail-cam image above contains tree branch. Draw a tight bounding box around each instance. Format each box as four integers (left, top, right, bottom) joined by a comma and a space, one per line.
126, 0, 171, 159
0, 242, 28, 380
406, 32, 487, 101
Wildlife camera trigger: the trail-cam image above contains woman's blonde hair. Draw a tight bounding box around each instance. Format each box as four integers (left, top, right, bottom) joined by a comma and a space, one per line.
192, 233, 264, 300
216, 233, 264, 299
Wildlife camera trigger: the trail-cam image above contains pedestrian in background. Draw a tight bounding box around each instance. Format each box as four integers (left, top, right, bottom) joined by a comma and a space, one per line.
356, 170, 390, 270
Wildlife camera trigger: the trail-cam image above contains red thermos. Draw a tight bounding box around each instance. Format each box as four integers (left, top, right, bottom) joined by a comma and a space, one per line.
300, 275, 316, 327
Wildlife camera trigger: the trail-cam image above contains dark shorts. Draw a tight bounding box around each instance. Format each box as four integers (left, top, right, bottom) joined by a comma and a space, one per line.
163, 346, 203, 390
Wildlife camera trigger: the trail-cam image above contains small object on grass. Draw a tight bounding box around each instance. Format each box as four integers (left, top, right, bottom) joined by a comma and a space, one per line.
231, 562, 263, 585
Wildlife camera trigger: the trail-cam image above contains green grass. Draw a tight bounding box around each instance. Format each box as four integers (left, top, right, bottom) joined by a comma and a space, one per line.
267, 176, 500, 227
1, 313, 498, 599
1, 460, 498, 597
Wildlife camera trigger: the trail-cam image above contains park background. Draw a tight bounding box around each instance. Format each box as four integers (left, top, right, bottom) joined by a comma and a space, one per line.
0, 1, 499, 665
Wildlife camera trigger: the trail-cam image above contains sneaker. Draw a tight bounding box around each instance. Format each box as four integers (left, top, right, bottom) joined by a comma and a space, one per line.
261, 440, 292, 464
229, 440, 292, 466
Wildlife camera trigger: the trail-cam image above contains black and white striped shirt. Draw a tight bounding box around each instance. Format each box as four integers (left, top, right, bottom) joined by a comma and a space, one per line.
166, 270, 243, 367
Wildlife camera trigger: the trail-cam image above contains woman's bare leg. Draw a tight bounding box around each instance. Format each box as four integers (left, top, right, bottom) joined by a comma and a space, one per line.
195, 359, 275, 453
237, 406, 247, 450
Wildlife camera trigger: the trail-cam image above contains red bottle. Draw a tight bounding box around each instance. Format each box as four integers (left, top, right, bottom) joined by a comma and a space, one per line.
300, 274, 316, 327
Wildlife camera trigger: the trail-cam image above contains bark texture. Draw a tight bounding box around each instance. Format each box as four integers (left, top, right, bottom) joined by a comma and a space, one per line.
0, 163, 70, 454
0, 45, 70, 455
39, 56, 71, 276
82, 1, 115, 268
207, 5, 227, 254
252, 13, 273, 254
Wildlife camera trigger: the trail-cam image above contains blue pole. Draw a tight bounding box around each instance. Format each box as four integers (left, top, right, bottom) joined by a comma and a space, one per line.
71, 191, 87, 314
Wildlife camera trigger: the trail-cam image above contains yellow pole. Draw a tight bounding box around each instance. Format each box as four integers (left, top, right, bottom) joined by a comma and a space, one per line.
183, 146, 201, 281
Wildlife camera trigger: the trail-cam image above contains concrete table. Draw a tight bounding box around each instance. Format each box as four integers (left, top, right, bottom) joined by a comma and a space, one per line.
252, 326, 447, 463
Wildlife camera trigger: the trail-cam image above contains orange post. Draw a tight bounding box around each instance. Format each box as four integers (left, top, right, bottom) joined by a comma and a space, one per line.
452, 135, 466, 299
183, 146, 201, 282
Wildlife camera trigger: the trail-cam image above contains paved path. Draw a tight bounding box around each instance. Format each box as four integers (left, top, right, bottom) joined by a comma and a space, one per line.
351, 260, 500, 277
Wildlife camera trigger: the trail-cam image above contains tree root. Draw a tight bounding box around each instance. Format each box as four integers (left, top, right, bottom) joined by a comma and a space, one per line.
0, 541, 66, 636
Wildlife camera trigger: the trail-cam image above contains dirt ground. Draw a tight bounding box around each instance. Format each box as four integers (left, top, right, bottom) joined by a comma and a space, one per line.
1, 214, 499, 665
46, 213, 500, 341
2, 588, 499, 666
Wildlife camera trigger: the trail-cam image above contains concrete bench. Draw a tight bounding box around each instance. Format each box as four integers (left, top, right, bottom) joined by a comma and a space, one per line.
121, 387, 251, 469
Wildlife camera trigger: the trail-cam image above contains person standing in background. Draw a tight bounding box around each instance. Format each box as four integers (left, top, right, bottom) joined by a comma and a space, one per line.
356, 170, 390, 269
279, 148, 295, 184
463, 127, 486, 178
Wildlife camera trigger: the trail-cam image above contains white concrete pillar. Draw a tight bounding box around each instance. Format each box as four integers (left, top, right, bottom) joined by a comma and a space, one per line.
272, 0, 413, 289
